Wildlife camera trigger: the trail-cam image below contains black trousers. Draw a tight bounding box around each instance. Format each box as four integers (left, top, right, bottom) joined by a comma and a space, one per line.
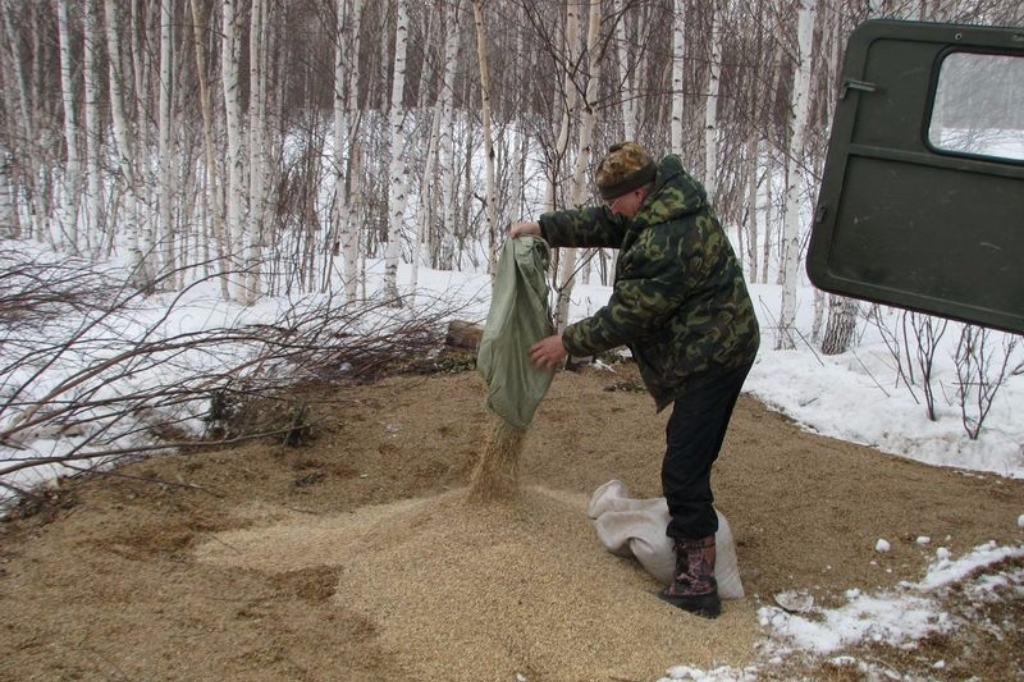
662, 360, 753, 539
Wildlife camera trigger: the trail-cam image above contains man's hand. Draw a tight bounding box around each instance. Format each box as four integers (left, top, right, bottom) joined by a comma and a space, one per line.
529, 334, 568, 372
510, 221, 541, 239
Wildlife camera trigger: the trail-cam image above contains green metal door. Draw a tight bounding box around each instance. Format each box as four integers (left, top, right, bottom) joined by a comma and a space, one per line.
807, 20, 1024, 334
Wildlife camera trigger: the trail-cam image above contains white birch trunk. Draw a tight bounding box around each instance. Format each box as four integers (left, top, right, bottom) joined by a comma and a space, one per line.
818, 1, 858, 355
460, 124, 475, 270
762, 152, 775, 285
341, 0, 365, 303
438, 0, 462, 272
742, 136, 760, 281
0, 142, 13, 238
330, 0, 349, 294
131, 2, 152, 149
670, 0, 687, 155
104, 0, 149, 286
820, 295, 859, 354
703, 2, 721, 198
244, 0, 267, 305
187, 0, 227, 298
777, 0, 817, 350
613, 0, 637, 141
222, 0, 247, 303
412, 12, 444, 291
811, 287, 825, 344
546, 0, 580, 213
348, 143, 366, 300
417, 85, 442, 279
767, 41, 788, 286
2, 6, 36, 239
470, 0, 498, 277
544, 0, 581, 320
556, 0, 602, 330
56, 0, 81, 252
83, 0, 105, 251
825, 0, 842, 125
384, 0, 411, 303
130, 0, 156, 262
158, 0, 176, 283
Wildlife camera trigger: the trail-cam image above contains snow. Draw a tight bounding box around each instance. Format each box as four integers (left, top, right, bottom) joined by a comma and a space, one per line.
1, 244, 1022, 682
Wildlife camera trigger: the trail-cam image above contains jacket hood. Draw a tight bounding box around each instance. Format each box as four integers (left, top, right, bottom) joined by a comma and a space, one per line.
635, 155, 708, 226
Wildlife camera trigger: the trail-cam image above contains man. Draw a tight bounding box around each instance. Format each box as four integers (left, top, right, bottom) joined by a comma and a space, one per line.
510, 142, 759, 618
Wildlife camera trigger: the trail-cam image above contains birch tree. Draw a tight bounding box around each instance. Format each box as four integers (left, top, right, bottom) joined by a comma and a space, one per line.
1, 2, 37, 239
670, 0, 687, 155
82, 0, 105, 251
330, 0, 361, 298
412, 9, 443, 289
437, 0, 463, 272
130, 1, 156, 269
0, 144, 13, 238
244, 0, 269, 305
187, 0, 227, 297
546, 0, 580, 214
613, 0, 638, 142
738, 0, 769, 282
222, 0, 248, 303
416, 0, 462, 274
555, 0, 603, 330
56, 0, 82, 252
331, 0, 350, 295
157, 0, 176, 284
103, 0, 150, 287
703, 1, 721, 198
341, 0, 366, 302
777, 0, 817, 350
819, 2, 859, 355
470, 0, 498, 276
384, 0, 411, 302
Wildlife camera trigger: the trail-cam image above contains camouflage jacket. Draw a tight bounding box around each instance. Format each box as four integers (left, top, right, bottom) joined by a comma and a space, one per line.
538, 155, 760, 411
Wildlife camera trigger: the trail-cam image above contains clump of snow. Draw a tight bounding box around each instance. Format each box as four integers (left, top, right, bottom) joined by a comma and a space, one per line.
911, 541, 1024, 592
761, 542, 1024, 656
661, 664, 759, 681
760, 590, 948, 655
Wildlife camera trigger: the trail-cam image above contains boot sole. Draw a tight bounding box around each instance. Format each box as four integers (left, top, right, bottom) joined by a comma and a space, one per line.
656, 590, 722, 618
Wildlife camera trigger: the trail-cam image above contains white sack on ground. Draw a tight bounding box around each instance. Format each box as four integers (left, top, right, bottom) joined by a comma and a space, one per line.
587, 479, 744, 599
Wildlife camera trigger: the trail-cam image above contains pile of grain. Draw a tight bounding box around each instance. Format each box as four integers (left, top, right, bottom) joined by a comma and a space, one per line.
196, 487, 757, 681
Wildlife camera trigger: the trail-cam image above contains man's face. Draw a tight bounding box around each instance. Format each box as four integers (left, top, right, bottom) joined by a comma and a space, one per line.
606, 188, 645, 219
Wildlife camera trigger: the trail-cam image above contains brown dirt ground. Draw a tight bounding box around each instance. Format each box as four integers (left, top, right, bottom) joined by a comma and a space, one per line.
1, 362, 1022, 682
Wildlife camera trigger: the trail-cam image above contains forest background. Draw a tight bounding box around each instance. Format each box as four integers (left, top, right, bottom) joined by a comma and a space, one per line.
0, 0, 1022, 500
3, 0, 1023, 330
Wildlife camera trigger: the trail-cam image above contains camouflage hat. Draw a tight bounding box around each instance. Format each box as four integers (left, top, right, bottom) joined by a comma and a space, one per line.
595, 142, 656, 200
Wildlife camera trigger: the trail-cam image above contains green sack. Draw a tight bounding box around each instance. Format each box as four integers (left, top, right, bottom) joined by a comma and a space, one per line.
477, 236, 555, 429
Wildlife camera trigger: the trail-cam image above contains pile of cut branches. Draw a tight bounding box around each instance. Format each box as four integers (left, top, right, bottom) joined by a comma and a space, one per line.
0, 248, 470, 509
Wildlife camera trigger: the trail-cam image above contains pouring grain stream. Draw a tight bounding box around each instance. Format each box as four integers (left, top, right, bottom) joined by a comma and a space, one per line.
467, 419, 527, 502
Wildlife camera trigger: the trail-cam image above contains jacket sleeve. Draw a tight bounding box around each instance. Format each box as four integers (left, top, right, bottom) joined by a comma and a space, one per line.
539, 206, 629, 249
561, 223, 697, 357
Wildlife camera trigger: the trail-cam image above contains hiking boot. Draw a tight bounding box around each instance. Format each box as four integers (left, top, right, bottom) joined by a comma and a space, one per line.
657, 535, 721, 618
